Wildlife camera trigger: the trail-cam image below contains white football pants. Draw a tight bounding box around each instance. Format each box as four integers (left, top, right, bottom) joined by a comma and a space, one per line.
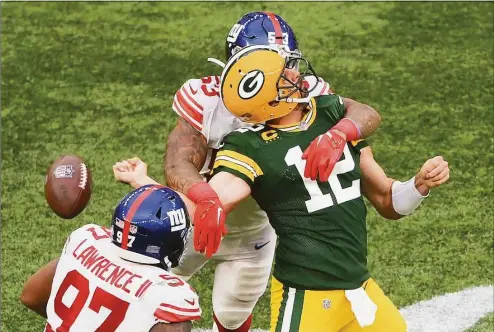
172, 223, 276, 330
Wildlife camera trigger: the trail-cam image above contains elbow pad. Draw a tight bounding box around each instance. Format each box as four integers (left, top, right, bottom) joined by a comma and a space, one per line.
391, 177, 428, 216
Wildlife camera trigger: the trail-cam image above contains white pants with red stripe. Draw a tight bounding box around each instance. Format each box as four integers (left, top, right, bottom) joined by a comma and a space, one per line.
172, 223, 276, 330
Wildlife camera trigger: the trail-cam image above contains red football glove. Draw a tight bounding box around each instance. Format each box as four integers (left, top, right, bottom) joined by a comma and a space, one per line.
187, 182, 227, 258
302, 118, 360, 182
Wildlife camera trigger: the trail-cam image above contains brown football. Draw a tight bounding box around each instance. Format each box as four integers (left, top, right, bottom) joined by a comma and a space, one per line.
45, 155, 92, 219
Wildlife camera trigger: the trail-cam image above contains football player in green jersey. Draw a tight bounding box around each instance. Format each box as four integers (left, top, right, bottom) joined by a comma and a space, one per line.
113, 45, 449, 332
211, 45, 449, 332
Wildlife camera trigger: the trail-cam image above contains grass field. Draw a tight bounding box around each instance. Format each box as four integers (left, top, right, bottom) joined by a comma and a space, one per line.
2, 2, 493, 331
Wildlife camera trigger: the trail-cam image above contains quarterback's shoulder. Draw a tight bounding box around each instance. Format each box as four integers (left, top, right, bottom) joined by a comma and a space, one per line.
146, 274, 201, 323
312, 94, 346, 124
172, 76, 221, 131
221, 123, 267, 149
62, 224, 111, 254
314, 94, 343, 108
213, 124, 266, 186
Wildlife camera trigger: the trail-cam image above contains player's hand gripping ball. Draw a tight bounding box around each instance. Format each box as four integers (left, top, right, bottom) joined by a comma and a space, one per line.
45, 155, 92, 219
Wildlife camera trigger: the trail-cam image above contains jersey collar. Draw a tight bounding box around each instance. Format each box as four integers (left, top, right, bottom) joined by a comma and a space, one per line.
268, 98, 317, 132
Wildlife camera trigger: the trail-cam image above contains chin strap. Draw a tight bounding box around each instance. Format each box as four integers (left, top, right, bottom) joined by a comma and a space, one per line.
207, 57, 226, 68
283, 95, 312, 103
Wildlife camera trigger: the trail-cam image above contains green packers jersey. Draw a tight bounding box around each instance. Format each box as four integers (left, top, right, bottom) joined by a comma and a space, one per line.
212, 94, 370, 290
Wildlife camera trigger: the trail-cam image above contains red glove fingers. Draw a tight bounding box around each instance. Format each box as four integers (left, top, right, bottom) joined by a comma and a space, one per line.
205, 213, 227, 258
193, 200, 216, 253
318, 134, 344, 182
302, 135, 326, 180
302, 118, 360, 182
302, 130, 346, 182
187, 182, 227, 257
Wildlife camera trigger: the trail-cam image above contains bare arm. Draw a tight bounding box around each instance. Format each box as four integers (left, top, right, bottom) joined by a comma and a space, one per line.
208, 171, 252, 214
150, 322, 192, 332
359, 147, 402, 220
360, 147, 449, 219
128, 171, 197, 219
342, 97, 381, 139
20, 258, 59, 318
165, 118, 208, 195
118, 167, 250, 218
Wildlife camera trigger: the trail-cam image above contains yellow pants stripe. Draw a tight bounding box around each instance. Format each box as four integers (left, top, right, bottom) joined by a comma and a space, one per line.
271, 277, 285, 332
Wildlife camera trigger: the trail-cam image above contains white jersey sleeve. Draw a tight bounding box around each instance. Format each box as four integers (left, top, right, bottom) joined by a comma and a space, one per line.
172, 76, 221, 133
172, 76, 246, 150
142, 273, 201, 324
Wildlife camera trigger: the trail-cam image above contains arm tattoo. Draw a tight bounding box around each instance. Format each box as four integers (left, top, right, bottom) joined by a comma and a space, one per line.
343, 98, 381, 139
150, 321, 192, 332
165, 118, 208, 195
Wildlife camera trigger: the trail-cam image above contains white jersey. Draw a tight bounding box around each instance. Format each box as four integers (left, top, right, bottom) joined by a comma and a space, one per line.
45, 224, 201, 332
172, 75, 331, 235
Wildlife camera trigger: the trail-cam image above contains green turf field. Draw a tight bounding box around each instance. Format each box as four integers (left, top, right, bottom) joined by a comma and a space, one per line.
2, 2, 493, 331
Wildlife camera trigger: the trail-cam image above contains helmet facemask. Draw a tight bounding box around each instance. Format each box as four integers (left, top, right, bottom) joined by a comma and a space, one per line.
276, 55, 318, 104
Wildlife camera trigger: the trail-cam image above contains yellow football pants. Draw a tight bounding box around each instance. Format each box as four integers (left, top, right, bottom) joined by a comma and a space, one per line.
271, 277, 407, 332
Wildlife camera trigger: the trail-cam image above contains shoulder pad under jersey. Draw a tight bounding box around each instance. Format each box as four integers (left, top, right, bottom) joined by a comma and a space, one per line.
172, 76, 221, 132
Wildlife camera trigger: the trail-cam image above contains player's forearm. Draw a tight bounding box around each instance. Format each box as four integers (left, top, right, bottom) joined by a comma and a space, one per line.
149, 322, 192, 332
166, 164, 205, 195
128, 173, 197, 220
20, 258, 59, 318
342, 97, 381, 139
361, 147, 429, 219
130, 174, 160, 188
208, 172, 251, 214
150, 321, 192, 332
165, 118, 208, 195
362, 178, 402, 220
360, 147, 402, 219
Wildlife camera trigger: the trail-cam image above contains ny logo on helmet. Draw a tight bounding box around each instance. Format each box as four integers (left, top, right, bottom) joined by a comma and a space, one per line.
167, 208, 186, 232
238, 70, 265, 99
227, 23, 243, 44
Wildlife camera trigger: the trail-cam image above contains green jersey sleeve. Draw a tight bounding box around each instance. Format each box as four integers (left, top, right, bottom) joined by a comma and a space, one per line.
315, 94, 346, 124
351, 139, 369, 152
211, 131, 263, 187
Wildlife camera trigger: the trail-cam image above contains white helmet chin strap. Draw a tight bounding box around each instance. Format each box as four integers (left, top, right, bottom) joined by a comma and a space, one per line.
207, 57, 226, 68
283, 95, 312, 103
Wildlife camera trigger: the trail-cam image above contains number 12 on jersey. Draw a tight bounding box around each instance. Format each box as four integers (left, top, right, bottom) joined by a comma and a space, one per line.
285, 144, 361, 213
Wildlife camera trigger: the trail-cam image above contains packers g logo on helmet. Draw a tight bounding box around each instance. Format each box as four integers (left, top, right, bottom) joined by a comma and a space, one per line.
220, 44, 318, 123
238, 70, 265, 99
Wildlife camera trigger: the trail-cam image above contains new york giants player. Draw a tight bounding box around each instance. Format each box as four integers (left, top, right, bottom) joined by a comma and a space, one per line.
165, 12, 381, 332
20, 185, 201, 332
